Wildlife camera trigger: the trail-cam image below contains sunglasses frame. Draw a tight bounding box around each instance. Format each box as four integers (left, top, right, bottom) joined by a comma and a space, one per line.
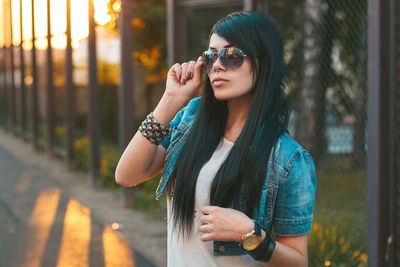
201, 47, 248, 73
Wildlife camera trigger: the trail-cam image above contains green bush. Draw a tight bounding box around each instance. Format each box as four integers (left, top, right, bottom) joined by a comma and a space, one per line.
73, 136, 90, 171
133, 173, 167, 218
99, 148, 120, 189
309, 213, 367, 267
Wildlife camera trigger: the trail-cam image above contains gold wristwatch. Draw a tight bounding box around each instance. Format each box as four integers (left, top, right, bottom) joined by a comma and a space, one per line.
240, 221, 263, 251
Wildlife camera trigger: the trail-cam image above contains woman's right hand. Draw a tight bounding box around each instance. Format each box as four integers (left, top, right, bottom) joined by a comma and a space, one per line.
164, 57, 203, 105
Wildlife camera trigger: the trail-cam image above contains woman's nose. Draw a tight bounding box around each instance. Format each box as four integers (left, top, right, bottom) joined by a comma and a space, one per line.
212, 57, 226, 72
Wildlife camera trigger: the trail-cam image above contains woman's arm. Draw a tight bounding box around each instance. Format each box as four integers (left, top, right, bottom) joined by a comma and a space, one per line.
198, 206, 308, 267
115, 59, 203, 187
115, 97, 182, 187
265, 234, 308, 267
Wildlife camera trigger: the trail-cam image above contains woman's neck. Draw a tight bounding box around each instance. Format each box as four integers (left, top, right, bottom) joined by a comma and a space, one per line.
224, 94, 253, 142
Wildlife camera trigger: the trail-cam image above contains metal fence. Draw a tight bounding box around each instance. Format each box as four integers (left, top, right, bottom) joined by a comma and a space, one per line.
0, 0, 395, 266
268, 1, 368, 266
180, 1, 368, 264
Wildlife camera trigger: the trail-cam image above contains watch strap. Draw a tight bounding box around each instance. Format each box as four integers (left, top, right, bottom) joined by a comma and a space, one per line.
246, 229, 276, 262
254, 220, 261, 236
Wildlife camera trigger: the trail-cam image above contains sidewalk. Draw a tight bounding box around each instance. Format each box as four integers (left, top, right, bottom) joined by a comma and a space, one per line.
0, 130, 167, 267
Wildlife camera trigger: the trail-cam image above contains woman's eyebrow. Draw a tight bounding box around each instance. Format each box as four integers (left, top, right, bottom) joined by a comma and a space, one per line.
208, 44, 234, 50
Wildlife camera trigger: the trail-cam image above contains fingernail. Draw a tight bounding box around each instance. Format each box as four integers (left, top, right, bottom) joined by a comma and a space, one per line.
187, 72, 191, 79
182, 79, 186, 84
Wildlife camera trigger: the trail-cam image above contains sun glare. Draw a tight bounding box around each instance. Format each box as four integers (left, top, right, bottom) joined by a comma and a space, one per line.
1, 0, 113, 49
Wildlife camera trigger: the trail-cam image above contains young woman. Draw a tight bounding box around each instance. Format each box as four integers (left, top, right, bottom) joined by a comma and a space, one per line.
116, 11, 316, 267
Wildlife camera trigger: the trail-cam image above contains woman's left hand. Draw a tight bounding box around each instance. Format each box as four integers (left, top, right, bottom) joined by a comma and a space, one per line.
199, 206, 254, 242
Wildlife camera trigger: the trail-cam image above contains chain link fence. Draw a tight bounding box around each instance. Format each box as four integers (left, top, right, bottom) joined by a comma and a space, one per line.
0, 0, 368, 265
186, 1, 367, 265
269, 1, 368, 265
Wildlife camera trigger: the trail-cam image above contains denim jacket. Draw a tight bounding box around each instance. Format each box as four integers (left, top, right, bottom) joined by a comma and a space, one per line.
157, 97, 317, 256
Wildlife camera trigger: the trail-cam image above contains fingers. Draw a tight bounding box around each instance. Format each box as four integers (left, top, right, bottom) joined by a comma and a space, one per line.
170, 63, 182, 81
181, 60, 198, 84
186, 60, 196, 80
199, 224, 214, 242
199, 223, 212, 233
201, 205, 214, 215
180, 62, 189, 84
199, 214, 210, 224
169, 59, 203, 85
192, 57, 204, 84
200, 233, 214, 242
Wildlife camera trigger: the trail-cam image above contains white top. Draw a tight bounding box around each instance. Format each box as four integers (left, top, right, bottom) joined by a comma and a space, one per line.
167, 138, 263, 267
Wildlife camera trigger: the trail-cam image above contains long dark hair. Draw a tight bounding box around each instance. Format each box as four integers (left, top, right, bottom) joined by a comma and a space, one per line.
166, 11, 289, 238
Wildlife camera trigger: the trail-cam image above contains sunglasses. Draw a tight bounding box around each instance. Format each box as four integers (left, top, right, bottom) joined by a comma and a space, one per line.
201, 47, 247, 73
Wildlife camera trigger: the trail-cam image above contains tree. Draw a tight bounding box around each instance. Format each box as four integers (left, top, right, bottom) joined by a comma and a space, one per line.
295, 0, 337, 166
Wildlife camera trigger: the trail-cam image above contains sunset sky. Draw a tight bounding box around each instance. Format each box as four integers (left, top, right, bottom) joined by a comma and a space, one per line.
0, 0, 117, 49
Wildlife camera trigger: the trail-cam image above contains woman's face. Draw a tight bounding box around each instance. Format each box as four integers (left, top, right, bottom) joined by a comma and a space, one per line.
206, 33, 255, 102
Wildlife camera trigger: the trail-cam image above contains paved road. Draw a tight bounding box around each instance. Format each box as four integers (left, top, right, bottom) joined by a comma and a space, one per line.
0, 143, 155, 267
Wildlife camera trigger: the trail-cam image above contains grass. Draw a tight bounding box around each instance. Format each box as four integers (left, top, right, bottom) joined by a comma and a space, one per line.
310, 154, 367, 266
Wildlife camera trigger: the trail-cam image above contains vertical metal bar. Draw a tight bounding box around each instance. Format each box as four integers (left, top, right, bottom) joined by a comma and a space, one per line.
2, 4, 8, 128
395, 0, 400, 264
88, 0, 100, 185
167, 0, 185, 67
368, 0, 395, 266
243, 0, 268, 14
31, 0, 38, 149
46, 0, 54, 153
243, 0, 253, 11
65, 0, 74, 165
1, 46, 7, 127
368, 0, 381, 264
119, 0, 135, 207
10, 0, 16, 133
395, 0, 400, 262
258, 0, 269, 15
388, 0, 396, 264
0, 46, 4, 127
0, 0, 3, 127
19, 0, 26, 136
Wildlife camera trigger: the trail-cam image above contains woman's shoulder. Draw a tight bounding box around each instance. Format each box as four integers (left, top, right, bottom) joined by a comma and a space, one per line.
185, 96, 202, 113
271, 131, 315, 173
176, 97, 201, 126
168, 97, 201, 132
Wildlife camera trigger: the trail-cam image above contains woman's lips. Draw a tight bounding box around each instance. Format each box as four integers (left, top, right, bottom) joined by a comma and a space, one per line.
212, 78, 228, 87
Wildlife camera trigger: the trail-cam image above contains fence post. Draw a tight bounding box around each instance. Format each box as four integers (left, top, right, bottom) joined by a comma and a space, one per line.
9, 0, 16, 133
88, 0, 100, 186
65, 0, 75, 166
0, 45, 5, 127
2, 1, 9, 129
119, 0, 135, 207
31, 0, 38, 149
19, 0, 26, 137
1, 41, 7, 128
368, 0, 397, 266
46, 0, 55, 154
167, 0, 185, 66
395, 0, 400, 263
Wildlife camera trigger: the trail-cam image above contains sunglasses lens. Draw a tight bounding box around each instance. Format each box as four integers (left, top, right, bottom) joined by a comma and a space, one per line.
202, 50, 216, 73
201, 48, 245, 73
219, 48, 245, 70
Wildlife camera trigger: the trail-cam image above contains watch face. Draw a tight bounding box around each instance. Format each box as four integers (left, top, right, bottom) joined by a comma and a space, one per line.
243, 234, 263, 251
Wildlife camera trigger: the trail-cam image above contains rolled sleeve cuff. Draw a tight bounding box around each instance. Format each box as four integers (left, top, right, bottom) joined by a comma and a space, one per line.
160, 134, 171, 150
273, 215, 313, 236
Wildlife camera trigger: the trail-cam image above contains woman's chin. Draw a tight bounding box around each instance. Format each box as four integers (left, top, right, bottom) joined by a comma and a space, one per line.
213, 91, 231, 101
214, 95, 230, 102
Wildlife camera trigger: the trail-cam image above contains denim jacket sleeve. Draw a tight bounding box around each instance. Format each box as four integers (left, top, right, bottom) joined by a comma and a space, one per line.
160, 106, 187, 150
273, 149, 317, 236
